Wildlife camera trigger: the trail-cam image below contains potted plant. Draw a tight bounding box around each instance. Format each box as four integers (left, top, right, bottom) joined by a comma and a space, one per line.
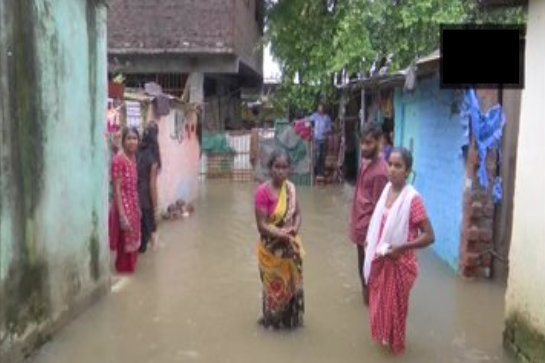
108, 74, 126, 99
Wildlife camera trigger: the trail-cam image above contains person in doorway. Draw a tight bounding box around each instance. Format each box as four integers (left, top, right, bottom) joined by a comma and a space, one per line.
309, 102, 332, 180
109, 127, 142, 274
138, 122, 161, 253
349, 122, 389, 306
380, 130, 394, 162
254, 149, 305, 329
364, 147, 435, 354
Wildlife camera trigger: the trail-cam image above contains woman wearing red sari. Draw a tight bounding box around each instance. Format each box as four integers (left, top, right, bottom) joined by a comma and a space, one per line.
109, 127, 142, 274
364, 147, 435, 354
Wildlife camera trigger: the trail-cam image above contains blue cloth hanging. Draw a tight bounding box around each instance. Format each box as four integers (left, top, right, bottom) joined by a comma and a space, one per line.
460, 89, 507, 190
493, 177, 503, 205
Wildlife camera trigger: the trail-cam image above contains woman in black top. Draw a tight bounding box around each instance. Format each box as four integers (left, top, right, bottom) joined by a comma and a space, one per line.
138, 122, 161, 253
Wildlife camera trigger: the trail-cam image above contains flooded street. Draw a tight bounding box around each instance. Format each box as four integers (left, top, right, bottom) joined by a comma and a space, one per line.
29, 181, 515, 363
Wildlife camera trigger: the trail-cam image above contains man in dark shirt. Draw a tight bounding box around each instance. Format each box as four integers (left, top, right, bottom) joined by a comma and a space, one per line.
349, 122, 389, 305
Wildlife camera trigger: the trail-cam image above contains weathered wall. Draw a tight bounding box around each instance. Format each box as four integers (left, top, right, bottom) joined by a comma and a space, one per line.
153, 107, 201, 211
107, 0, 263, 78
234, 0, 264, 75
394, 76, 466, 271
459, 90, 501, 280
504, 1, 545, 361
0, 1, 109, 361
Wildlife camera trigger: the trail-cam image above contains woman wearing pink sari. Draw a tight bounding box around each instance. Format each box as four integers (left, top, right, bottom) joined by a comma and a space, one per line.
109, 127, 142, 274
364, 147, 435, 354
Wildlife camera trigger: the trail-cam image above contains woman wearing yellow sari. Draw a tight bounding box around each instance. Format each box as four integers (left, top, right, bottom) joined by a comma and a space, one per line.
254, 149, 305, 329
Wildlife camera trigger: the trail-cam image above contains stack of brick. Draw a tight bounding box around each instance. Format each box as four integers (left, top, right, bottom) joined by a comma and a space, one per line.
460, 141, 498, 278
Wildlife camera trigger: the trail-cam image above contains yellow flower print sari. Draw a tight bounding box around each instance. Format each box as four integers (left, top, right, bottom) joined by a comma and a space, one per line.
257, 180, 305, 329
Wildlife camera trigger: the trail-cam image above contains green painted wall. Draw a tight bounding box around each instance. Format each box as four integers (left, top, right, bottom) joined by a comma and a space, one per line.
0, 0, 109, 359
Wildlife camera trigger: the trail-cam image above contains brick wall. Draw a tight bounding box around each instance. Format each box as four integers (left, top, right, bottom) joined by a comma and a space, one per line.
460, 144, 498, 278
459, 90, 500, 279
394, 75, 466, 271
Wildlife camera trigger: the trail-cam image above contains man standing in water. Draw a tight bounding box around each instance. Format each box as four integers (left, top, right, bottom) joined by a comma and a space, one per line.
309, 102, 332, 181
349, 122, 389, 305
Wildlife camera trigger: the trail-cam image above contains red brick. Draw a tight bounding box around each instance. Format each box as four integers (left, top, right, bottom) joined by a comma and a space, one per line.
462, 266, 478, 279
483, 202, 496, 218
468, 241, 488, 253
481, 254, 492, 267
470, 201, 483, 218
479, 228, 494, 243
467, 225, 480, 241
462, 252, 481, 268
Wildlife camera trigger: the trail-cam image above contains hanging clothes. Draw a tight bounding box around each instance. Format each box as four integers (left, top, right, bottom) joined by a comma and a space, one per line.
154, 94, 171, 116
461, 89, 507, 198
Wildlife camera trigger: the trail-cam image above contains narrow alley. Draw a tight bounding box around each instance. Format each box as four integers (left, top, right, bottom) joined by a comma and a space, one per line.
27, 181, 514, 363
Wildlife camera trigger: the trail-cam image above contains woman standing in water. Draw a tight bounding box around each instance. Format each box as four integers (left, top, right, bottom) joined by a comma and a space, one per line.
254, 149, 305, 329
138, 122, 161, 253
364, 147, 435, 354
109, 127, 142, 274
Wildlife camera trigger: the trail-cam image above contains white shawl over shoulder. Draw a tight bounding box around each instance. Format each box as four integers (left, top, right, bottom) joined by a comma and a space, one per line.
363, 182, 418, 284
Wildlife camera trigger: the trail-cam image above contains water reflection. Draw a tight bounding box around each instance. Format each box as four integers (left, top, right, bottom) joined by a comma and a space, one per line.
29, 181, 514, 363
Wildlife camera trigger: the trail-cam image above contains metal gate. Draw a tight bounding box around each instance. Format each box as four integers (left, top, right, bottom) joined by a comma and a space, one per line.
200, 131, 254, 182
200, 127, 314, 186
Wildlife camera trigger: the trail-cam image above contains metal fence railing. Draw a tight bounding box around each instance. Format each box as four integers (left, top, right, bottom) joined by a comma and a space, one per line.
200, 127, 315, 186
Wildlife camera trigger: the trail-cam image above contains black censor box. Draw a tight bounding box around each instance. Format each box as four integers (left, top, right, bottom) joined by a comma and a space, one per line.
440, 24, 525, 89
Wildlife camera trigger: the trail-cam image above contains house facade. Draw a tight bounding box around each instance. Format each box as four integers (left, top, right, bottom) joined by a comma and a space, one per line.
342, 51, 522, 282
107, 0, 265, 130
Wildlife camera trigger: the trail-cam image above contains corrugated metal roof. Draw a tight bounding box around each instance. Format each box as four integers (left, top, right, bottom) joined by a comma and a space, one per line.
339, 49, 441, 91
417, 49, 440, 65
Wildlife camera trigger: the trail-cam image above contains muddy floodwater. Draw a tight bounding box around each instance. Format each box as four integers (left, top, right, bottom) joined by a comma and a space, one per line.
28, 181, 515, 363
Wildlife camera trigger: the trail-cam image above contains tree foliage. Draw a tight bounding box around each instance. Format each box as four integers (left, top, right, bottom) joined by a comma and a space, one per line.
265, 0, 526, 111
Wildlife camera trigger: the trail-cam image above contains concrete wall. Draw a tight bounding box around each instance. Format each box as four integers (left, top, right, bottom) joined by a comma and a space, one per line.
234, 0, 264, 75
394, 76, 466, 271
107, 0, 263, 77
153, 107, 201, 211
504, 1, 545, 361
0, 1, 109, 361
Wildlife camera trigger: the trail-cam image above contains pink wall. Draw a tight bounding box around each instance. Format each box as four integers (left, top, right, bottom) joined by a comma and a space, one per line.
154, 107, 201, 212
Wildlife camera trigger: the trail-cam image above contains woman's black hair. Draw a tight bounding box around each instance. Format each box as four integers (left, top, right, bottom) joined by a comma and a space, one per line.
391, 147, 413, 171
267, 148, 291, 169
141, 123, 162, 169
122, 126, 140, 144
